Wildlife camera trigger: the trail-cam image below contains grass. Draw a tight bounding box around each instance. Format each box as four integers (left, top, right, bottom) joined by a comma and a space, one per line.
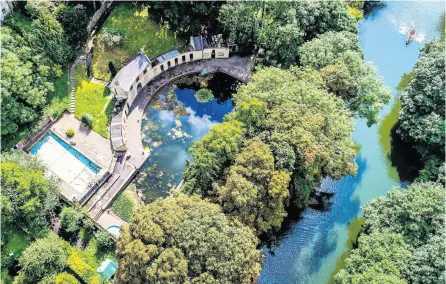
1, 226, 32, 283
43, 69, 71, 118
74, 65, 113, 138
75, 237, 117, 268
92, 3, 183, 80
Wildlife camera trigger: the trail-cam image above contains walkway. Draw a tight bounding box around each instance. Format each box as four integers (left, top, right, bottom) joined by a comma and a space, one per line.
126, 55, 255, 169
69, 55, 86, 113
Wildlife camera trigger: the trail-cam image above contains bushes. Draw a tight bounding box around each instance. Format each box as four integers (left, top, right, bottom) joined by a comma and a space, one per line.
111, 192, 135, 222
56, 272, 80, 284
81, 113, 93, 128
67, 250, 103, 284
66, 128, 75, 137
101, 28, 123, 48
96, 231, 115, 251
195, 88, 214, 103
60, 207, 84, 234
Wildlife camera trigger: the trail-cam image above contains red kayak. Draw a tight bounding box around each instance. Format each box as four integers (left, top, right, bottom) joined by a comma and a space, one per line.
406, 27, 416, 45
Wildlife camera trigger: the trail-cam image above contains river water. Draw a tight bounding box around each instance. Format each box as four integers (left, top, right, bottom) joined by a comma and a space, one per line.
258, 2, 445, 284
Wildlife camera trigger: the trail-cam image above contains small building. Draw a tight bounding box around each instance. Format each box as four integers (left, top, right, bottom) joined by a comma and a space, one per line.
0, 1, 15, 22
97, 259, 118, 280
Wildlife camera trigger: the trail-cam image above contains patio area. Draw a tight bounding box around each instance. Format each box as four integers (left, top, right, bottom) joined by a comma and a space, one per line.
51, 113, 113, 169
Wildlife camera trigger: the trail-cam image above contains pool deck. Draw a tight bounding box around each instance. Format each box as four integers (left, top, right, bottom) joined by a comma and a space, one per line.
51, 113, 113, 169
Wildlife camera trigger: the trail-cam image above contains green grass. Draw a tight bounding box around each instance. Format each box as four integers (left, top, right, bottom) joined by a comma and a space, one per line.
92, 4, 183, 80
74, 237, 117, 269
43, 69, 70, 118
111, 191, 136, 222
1, 225, 31, 283
74, 65, 113, 138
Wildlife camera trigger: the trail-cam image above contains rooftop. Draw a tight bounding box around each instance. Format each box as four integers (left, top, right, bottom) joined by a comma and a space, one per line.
111, 53, 151, 92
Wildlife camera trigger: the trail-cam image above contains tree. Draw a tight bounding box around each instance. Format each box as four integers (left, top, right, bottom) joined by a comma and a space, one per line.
300, 33, 391, 125
182, 121, 244, 196
150, 1, 223, 36
14, 234, 70, 284
397, 39, 445, 176
60, 207, 84, 234
96, 231, 115, 251
334, 233, 411, 284
215, 139, 291, 234
116, 192, 262, 284
335, 182, 445, 283
362, 182, 444, 247
1, 151, 60, 236
56, 5, 88, 49
234, 67, 357, 181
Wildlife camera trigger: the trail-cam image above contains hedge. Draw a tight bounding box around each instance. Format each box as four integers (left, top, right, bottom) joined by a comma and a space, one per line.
56, 272, 80, 284
67, 250, 102, 284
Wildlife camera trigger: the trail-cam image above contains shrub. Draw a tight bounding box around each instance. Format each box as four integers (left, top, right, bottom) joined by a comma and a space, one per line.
195, 88, 214, 103
111, 192, 135, 222
67, 250, 102, 284
56, 272, 80, 284
66, 128, 75, 138
96, 231, 115, 251
101, 28, 123, 48
81, 113, 93, 128
60, 207, 84, 234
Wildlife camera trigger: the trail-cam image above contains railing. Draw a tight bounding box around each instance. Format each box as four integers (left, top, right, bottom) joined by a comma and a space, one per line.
16, 117, 54, 151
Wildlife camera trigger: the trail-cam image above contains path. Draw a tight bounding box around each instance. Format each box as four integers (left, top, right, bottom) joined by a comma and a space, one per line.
69, 55, 86, 113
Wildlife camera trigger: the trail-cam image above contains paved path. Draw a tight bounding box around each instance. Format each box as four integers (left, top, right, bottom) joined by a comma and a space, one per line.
69, 55, 86, 113
126, 55, 255, 169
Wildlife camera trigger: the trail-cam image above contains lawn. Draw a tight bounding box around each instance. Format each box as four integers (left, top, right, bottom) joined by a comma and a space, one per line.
43, 69, 70, 118
1, 226, 32, 284
92, 3, 184, 80
74, 65, 113, 138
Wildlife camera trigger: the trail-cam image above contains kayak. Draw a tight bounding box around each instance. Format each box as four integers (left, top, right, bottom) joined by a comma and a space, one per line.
406, 27, 416, 45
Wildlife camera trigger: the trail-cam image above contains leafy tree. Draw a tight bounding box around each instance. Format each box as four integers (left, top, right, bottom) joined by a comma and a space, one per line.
335, 233, 410, 284
335, 182, 445, 283
219, 1, 356, 66
56, 5, 88, 49
1, 151, 60, 236
96, 231, 115, 251
362, 182, 444, 247
116, 192, 262, 284
216, 139, 291, 234
299, 31, 362, 69
234, 67, 357, 181
14, 234, 70, 284
150, 1, 223, 36
60, 207, 85, 234
225, 97, 267, 137
397, 39, 445, 176
300, 33, 391, 125
182, 121, 244, 196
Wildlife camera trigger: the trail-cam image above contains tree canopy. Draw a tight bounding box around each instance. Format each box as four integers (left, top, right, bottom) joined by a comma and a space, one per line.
300, 32, 391, 125
215, 139, 291, 234
397, 38, 445, 180
219, 1, 357, 66
116, 192, 262, 284
335, 182, 445, 284
1, 151, 60, 236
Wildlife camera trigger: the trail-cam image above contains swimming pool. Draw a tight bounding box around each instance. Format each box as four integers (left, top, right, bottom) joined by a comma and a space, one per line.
107, 225, 121, 237
30, 131, 101, 174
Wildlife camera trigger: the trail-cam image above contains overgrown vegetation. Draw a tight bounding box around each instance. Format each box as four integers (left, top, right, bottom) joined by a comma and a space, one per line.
92, 4, 183, 80
335, 182, 445, 283
111, 191, 136, 222
194, 88, 214, 103
74, 65, 112, 138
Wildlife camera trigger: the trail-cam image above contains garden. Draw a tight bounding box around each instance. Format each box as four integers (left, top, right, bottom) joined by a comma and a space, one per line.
74, 65, 113, 138
91, 3, 184, 81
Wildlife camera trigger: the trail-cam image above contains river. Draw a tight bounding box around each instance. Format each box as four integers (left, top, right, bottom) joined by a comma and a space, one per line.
258, 2, 445, 284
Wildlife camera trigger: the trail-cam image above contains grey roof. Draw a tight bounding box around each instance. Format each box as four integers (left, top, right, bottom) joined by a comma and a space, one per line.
193, 37, 203, 50
110, 103, 126, 151
112, 53, 150, 92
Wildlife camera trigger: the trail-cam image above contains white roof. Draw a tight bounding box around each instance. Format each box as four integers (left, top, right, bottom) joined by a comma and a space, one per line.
112, 53, 150, 92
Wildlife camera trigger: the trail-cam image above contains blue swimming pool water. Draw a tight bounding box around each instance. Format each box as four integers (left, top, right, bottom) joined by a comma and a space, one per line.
29, 131, 102, 175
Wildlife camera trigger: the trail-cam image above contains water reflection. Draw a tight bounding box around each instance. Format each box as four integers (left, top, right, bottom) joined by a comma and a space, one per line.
133, 73, 237, 203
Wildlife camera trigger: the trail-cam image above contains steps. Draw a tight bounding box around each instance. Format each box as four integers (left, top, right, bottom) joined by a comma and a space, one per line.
69, 55, 87, 114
